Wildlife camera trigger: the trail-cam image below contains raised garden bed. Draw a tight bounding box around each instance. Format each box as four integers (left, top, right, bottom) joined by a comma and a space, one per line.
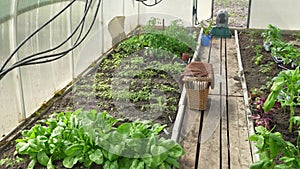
0, 20, 199, 169
239, 28, 300, 168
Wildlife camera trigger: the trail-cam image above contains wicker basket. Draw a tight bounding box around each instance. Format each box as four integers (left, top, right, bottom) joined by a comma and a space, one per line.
183, 76, 210, 110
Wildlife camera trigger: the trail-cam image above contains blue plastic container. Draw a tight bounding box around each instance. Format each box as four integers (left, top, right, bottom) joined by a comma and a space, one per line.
201, 35, 211, 46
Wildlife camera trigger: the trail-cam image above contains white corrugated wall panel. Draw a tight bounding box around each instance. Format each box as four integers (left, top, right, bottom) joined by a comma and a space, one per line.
74, 0, 140, 76
72, 0, 104, 77
16, 2, 72, 117
123, 0, 139, 35
249, 0, 300, 30
139, 0, 194, 26
0, 21, 22, 137
48, 2, 72, 91
197, 0, 212, 22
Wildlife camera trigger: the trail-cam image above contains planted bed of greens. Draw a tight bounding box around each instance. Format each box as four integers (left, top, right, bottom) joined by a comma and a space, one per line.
239, 25, 300, 169
13, 110, 184, 169
0, 19, 198, 168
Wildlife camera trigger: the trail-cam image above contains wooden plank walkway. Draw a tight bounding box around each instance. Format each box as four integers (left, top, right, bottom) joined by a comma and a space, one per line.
179, 36, 253, 169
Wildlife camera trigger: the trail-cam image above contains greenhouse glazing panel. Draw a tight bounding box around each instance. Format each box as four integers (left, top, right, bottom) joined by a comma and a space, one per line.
249, 0, 300, 30
139, 0, 193, 26
0, 21, 23, 138
16, 2, 73, 117
17, 0, 70, 14
0, 0, 11, 23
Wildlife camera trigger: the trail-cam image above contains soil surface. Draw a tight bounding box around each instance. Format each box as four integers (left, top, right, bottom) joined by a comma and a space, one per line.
239, 30, 300, 145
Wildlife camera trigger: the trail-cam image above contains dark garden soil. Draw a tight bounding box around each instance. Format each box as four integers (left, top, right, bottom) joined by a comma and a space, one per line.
239, 30, 300, 145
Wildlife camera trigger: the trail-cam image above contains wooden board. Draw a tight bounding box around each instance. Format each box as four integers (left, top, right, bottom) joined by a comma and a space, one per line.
179, 107, 201, 169
179, 35, 254, 169
197, 38, 229, 169
228, 97, 252, 169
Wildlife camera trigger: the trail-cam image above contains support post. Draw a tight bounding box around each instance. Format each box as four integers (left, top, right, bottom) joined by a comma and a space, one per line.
10, 0, 27, 121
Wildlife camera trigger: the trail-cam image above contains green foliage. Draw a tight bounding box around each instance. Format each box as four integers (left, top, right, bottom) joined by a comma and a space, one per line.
249, 126, 300, 169
0, 156, 25, 168
263, 67, 300, 132
259, 62, 274, 73
261, 24, 282, 44
262, 24, 300, 67
15, 109, 185, 168
115, 35, 147, 55
290, 116, 300, 147
116, 31, 192, 58
252, 45, 264, 65
215, 0, 231, 7
249, 30, 261, 43
141, 18, 197, 51
200, 19, 213, 35
15, 110, 110, 168
292, 32, 300, 43
251, 44, 274, 72
271, 40, 300, 67
290, 116, 300, 127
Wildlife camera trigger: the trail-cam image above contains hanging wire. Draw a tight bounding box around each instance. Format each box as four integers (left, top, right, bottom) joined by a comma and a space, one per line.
0, 0, 101, 80
13, 0, 90, 66
0, 0, 77, 72
137, 0, 163, 7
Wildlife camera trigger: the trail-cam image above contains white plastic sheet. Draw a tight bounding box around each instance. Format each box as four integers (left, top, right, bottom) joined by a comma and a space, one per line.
249, 0, 300, 30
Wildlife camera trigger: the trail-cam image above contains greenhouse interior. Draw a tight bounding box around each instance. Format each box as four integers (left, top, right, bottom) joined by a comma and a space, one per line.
0, 0, 299, 168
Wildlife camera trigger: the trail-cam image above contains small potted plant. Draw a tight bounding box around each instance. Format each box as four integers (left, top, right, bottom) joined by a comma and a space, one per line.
200, 20, 212, 46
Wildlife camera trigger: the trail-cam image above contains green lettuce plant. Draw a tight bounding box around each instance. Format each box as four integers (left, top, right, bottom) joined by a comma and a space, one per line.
15, 109, 185, 169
